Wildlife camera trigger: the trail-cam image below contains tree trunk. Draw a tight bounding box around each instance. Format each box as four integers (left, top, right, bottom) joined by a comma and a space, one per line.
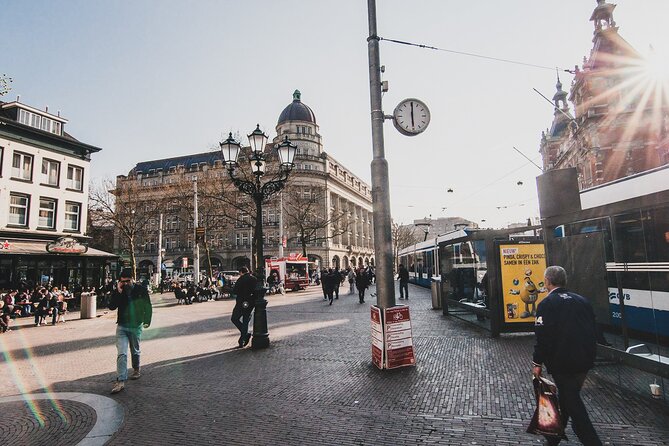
129, 237, 137, 281
204, 240, 213, 278
300, 230, 307, 257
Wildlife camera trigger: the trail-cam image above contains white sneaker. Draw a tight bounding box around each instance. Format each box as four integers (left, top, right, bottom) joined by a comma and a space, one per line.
111, 381, 125, 394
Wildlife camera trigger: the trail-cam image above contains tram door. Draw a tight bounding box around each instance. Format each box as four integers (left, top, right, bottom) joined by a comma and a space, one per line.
547, 232, 609, 325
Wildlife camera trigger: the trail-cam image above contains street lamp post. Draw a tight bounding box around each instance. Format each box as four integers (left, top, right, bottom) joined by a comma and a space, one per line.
219, 125, 297, 349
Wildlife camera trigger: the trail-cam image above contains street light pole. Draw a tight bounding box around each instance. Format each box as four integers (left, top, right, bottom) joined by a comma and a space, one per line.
219, 126, 297, 350
367, 0, 396, 309
193, 177, 200, 283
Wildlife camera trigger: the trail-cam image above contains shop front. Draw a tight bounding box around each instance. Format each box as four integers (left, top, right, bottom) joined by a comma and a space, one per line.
0, 237, 116, 290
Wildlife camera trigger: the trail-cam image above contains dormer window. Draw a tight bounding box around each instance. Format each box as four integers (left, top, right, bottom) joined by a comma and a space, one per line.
17, 108, 63, 135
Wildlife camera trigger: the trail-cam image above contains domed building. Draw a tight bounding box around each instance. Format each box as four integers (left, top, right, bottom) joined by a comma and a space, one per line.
113, 90, 374, 280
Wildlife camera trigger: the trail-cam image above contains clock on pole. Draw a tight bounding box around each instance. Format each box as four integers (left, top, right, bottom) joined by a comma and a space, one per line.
392, 98, 430, 136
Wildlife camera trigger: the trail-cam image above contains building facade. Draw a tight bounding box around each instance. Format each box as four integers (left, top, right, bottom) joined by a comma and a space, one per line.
539, 0, 669, 188
0, 99, 112, 289
115, 91, 374, 278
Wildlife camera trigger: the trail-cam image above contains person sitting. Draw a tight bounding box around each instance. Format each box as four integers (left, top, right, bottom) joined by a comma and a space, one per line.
0, 300, 11, 333
57, 293, 68, 323
173, 283, 187, 305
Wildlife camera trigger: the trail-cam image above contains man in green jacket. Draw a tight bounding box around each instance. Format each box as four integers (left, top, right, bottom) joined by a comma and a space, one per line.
109, 269, 153, 394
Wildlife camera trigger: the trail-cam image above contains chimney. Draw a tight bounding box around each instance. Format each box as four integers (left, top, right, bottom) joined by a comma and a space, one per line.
16, 95, 20, 102
45, 105, 49, 113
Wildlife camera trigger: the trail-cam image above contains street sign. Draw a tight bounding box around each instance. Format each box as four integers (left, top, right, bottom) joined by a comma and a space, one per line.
182, 257, 188, 268
195, 227, 206, 243
371, 306, 384, 369
384, 306, 416, 369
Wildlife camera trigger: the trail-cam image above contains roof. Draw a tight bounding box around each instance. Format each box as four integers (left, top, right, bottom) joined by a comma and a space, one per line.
277, 90, 316, 125
133, 151, 223, 173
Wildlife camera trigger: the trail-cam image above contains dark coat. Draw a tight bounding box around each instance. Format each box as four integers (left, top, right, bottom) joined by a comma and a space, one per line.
232, 273, 257, 309
356, 271, 370, 290
398, 266, 409, 283
532, 288, 597, 375
109, 283, 153, 327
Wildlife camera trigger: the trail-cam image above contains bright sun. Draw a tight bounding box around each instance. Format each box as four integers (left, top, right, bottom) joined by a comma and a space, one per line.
643, 48, 669, 81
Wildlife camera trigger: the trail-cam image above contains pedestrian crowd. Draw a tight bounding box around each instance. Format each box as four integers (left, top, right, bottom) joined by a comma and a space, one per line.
318, 266, 374, 305
0, 284, 91, 332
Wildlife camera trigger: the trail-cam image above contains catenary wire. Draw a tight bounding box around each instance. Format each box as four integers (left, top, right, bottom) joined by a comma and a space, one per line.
379, 36, 572, 72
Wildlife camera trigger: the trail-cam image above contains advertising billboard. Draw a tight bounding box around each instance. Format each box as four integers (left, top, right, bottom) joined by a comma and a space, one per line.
499, 243, 548, 323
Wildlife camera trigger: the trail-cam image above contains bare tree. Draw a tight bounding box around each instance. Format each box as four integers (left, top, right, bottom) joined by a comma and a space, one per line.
282, 185, 350, 257
0, 74, 12, 96
392, 221, 419, 270
165, 172, 234, 278
89, 178, 166, 280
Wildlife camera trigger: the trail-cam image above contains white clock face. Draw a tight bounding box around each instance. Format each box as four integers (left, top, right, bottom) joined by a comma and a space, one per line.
393, 98, 430, 136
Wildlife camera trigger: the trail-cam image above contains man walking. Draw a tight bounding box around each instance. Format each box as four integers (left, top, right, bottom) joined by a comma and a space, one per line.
109, 269, 152, 394
397, 264, 410, 300
231, 266, 257, 348
532, 266, 602, 446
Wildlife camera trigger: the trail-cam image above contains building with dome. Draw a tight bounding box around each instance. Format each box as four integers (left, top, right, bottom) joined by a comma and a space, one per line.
111, 91, 374, 279
539, 0, 669, 188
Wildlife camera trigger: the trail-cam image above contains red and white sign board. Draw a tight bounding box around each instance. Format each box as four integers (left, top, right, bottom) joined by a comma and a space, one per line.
182, 257, 188, 268
371, 304, 416, 369
371, 306, 384, 369
384, 306, 415, 369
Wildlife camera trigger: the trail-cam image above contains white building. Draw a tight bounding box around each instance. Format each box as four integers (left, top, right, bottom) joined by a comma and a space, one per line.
0, 99, 112, 289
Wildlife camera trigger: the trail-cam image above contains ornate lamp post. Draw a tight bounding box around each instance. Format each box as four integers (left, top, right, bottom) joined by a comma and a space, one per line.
219, 125, 297, 349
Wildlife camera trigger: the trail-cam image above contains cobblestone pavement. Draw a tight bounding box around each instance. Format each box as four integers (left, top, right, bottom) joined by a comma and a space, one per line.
1, 284, 668, 445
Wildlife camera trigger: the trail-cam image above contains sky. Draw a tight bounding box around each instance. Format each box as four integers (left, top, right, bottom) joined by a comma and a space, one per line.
3, 0, 669, 228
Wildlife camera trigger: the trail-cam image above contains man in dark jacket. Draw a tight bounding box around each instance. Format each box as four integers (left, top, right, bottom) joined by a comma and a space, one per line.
397, 264, 410, 300
231, 266, 257, 348
532, 266, 602, 446
109, 269, 152, 394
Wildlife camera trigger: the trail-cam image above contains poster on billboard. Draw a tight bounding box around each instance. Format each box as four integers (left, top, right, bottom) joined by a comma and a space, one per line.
384, 306, 415, 369
499, 243, 548, 323
371, 306, 384, 369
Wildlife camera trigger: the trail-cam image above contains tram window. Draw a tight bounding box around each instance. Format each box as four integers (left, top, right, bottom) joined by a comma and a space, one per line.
613, 212, 647, 263
644, 207, 669, 263
570, 218, 614, 262
472, 240, 487, 264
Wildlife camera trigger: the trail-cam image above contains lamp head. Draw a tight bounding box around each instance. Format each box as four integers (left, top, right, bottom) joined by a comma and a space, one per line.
277, 136, 297, 170
248, 124, 268, 157
219, 132, 241, 168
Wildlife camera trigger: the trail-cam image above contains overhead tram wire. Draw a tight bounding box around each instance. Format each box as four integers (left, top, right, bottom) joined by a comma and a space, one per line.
379, 37, 570, 72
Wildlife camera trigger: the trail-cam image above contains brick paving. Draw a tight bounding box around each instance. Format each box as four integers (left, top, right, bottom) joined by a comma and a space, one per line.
0, 284, 668, 445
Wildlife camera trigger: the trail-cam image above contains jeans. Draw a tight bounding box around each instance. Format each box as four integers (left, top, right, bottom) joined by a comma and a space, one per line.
399, 281, 409, 298
116, 324, 142, 382
231, 304, 252, 339
546, 373, 602, 446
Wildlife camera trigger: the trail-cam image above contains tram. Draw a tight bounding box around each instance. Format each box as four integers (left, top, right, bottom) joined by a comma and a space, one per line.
539, 165, 669, 341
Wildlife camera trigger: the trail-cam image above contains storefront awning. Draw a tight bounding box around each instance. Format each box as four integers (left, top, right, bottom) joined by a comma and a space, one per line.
0, 239, 117, 258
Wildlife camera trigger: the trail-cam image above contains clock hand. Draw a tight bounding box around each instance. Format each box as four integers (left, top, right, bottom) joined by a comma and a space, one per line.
410, 102, 415, 127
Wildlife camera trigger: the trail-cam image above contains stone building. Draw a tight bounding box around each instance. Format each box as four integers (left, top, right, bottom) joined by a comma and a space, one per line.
114, 91, 374, 278
539, 0, 669, 188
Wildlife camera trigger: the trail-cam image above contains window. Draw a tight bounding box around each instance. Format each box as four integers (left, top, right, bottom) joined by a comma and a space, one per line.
41, 159, 60, 186
12, 152, 33, 180
9, 194, 30, 226
66, 165, 83, 191
38, 198, 57, 229
64, 202, 81, 231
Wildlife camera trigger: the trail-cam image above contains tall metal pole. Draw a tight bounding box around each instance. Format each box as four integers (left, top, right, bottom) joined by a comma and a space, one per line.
367, 0, 396, 309
156, 212, 163, 286
278, 192, 284, 258
193, 178, 200, 283
252, 191, 270, 349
